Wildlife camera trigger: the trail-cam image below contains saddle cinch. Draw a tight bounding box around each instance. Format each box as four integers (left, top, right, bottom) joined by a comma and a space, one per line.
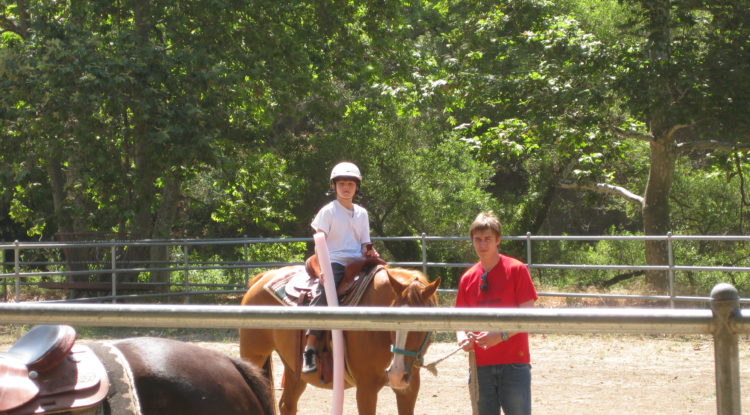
0, 325, 109, 415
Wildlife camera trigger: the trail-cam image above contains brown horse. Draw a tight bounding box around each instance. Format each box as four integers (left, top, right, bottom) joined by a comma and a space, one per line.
1, 325, 274, 415
239, 266, 440, 415
110, 337, 274, 415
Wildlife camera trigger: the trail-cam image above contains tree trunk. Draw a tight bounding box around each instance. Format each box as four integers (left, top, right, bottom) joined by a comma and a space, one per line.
150, 176, 181, 287
642, 134, 676, 290
128, 0, 177, 288
46, 157, 71, 234
641, 0, 676, 291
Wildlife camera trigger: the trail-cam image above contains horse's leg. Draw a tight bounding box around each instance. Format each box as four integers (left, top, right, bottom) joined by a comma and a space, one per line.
354, 378, 384, 415
239, 328, 275, 369
393, 371, 421, 415
345, 331, 390, 415
239, 327, 277, 409
278, 364, 306, 415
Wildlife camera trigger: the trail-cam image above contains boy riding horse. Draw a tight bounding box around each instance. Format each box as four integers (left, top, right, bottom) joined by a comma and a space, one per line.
303, 161, 379, 374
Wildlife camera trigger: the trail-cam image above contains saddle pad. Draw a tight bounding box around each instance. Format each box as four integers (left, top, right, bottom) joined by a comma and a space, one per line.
264, 266, 316, 306
87, 342, 143, 415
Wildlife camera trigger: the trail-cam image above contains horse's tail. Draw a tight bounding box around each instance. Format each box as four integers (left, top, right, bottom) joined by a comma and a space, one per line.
230, 356, 275, 415
260, 356, 275, 413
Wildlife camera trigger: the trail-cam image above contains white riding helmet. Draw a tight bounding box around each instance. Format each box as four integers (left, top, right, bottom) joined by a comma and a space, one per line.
330, 162, 362, 184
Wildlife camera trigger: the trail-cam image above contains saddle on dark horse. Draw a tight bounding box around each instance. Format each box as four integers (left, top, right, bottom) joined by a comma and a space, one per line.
0, 325, 109, 415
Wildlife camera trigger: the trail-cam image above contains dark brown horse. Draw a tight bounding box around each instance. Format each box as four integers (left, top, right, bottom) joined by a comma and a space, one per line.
1, 325, 274, 415
239, 266, 440, 415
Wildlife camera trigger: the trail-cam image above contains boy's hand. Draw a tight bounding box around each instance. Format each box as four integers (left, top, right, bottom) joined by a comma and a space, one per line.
363, 243, 380, 258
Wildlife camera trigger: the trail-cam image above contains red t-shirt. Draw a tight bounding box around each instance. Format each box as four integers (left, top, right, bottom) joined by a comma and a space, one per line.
455, 254, 538, 366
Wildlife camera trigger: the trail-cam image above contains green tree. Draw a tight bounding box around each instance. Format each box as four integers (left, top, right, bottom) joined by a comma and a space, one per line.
0, 0, 414, 285
417, 0, 750, 289
560, 0, 750, 287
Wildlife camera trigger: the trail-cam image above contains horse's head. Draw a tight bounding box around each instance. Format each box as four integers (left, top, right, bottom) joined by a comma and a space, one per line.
384, 268, 441, 390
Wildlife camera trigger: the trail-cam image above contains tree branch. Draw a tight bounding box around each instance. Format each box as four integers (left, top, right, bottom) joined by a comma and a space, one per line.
560, 182, 644, 206
613, 127, 653, 141
666, 124, 692, 140
597, 270, 645, 289
0, 14, 19, 33
676, 140, 750, 153
1, 1, 29, 38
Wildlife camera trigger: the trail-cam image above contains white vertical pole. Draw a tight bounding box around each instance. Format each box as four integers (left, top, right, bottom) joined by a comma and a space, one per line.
313, 232, 344, 415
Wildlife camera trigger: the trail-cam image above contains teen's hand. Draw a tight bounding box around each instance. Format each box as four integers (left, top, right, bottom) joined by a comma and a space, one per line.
471, 331, 505, 349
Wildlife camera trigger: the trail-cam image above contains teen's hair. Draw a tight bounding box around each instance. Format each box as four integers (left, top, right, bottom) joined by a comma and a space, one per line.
469, 211, 503, 238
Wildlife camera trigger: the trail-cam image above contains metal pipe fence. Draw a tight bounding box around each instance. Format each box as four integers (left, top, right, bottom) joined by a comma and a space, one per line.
0, 283, 745, 415
2, 234, 750, 304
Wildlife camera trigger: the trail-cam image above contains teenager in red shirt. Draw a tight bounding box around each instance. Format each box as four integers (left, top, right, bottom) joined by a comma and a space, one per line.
456, 211, 538, 415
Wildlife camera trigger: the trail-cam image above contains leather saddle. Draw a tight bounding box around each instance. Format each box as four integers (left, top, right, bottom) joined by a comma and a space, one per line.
304, 255, 386, 299
0, 325, 109, 415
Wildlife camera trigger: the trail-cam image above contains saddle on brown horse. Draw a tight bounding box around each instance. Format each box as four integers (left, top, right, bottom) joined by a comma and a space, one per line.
264, 256, 387, 384
0, 325, 109, 415
266, 256, 386, 307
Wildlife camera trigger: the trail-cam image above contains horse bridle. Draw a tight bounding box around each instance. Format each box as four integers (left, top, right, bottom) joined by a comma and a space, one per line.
388, 277, 436, 371
390, 330, 432, 368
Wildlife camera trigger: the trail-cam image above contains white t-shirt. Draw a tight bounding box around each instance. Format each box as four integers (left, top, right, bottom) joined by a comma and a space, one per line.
311, 200, 371, 265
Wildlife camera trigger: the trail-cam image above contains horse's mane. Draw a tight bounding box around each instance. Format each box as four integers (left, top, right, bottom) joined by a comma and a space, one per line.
386, 267, 436, 307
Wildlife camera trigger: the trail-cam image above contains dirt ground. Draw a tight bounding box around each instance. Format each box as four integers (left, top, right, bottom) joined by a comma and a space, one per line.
189, 334, 750, 415
2, 331, 749, 414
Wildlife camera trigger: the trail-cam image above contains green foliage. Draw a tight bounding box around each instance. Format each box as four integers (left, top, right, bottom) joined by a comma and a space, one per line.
2, 0, 750, 296
533, 233, 646, 289
202, 152, 301, 237
171, 241, 307, 290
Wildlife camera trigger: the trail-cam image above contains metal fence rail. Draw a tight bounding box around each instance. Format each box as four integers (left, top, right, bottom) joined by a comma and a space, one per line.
2, 234, 750, 305
0, 283, 745, 415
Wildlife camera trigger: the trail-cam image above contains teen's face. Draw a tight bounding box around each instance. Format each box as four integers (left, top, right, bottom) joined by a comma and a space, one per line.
335, 179, 358, 200
471, 229, 500, 258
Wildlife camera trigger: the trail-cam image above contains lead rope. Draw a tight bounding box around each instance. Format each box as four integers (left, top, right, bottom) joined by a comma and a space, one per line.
418, 340, 470, 376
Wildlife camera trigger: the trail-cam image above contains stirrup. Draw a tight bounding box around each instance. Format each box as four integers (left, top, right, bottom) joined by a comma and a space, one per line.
302, 348, 317, 374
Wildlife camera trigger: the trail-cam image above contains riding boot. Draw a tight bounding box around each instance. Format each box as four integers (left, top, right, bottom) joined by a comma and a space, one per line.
302, 346, 317, 374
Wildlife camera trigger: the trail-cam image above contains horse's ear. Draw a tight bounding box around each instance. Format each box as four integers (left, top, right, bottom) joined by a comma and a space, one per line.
422, 276, 441, 299
387, 271, 408, 296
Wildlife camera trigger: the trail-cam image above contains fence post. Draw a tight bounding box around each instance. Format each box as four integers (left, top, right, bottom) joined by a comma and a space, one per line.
111, 241, 117, 304
243, 237, 249, 286
2, 247, 6, 302
667, 232, 675, 308
14, 240, 20, 302
183, 244, 190, 304
421, 233, 428, 276
526, 232, 532, 266
710, 283, 741, 415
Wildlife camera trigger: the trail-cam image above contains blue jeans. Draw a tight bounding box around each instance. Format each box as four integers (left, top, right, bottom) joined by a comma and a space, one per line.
475, 363, 531, 415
